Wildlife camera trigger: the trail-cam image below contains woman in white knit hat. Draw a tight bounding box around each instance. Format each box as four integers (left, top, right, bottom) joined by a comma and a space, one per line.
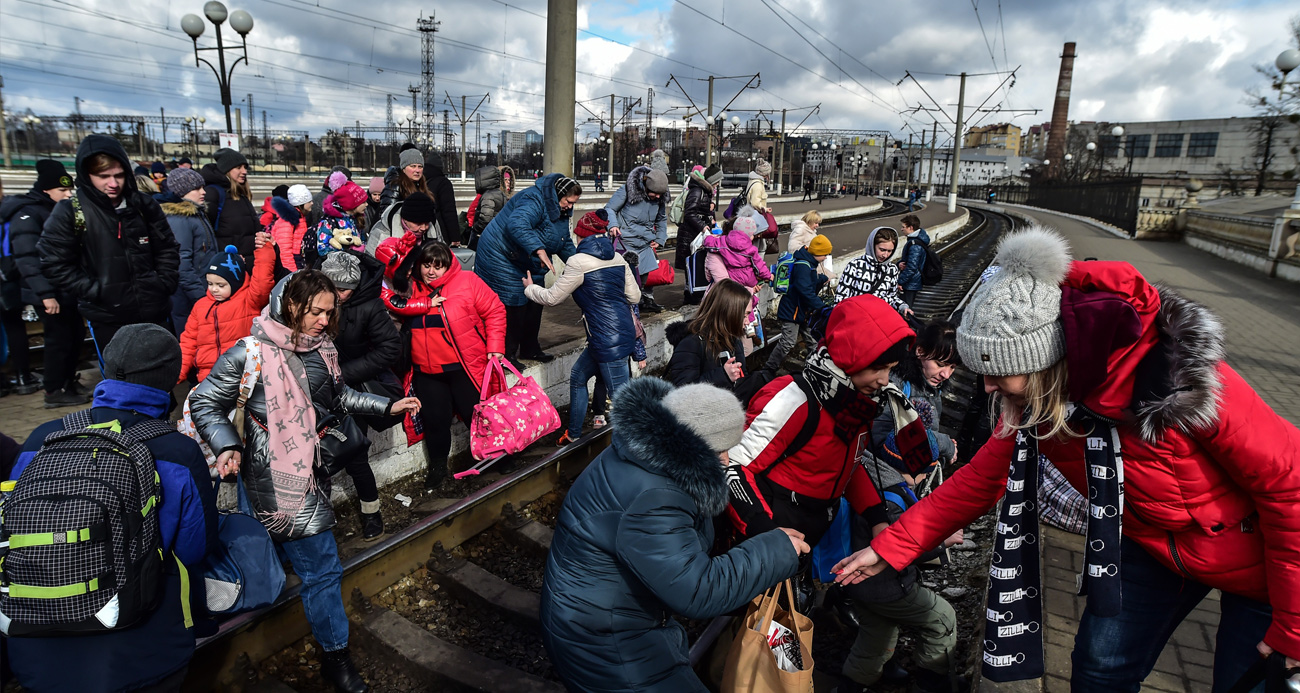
833, 225, 1300, 691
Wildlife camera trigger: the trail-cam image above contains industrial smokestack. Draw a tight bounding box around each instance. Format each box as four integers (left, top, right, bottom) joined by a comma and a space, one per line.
1044, 42, 1076, 178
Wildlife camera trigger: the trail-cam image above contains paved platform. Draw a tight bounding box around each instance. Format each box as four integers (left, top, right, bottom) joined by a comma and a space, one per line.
1007, 207, 1300, 692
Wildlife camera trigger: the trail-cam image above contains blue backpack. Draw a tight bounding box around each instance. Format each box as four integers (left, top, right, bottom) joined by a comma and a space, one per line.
200, 512, 285, 615
771, 252, 796, 294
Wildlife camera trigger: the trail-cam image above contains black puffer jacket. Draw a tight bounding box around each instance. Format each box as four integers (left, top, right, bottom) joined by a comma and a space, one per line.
471, 165, 506, 236
200, 164, 259, 259
425, 151, 462, 245
38, 134, 180, 324
0, 187, 61, 306
675, 171, 714, 269
664, 321, 771, 405
334, 252, 401, 386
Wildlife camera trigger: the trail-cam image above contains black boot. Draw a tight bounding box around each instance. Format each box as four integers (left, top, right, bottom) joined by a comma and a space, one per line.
11, 370, 40, 395
360, 501, 383, 541
425, 459, 448, 491
321, 647, 369, 693
44, 388, 89, 409
881, 656, 910, 684
912, 667, 969, 693
639, 296, 664, 314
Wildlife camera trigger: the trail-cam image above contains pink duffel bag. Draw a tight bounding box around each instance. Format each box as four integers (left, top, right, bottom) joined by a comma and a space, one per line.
469, 358, 561, 461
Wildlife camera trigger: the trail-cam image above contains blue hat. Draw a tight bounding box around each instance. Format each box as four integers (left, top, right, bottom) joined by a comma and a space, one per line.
206, 245, 248, 294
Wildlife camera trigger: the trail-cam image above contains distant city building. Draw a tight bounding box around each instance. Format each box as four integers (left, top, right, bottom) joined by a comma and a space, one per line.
964, 123, 1021, 155
913, 149, 1032, 187
498, 130, 528, 158
1070, 117, 1298, 182
1020, 122, 1055, 158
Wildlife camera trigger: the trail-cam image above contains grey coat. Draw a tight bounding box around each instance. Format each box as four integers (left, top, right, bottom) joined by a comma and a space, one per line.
471, 166, 506, 235
604, 165, 667, 272
161, 199, 219, 305
188, 281, 392, 540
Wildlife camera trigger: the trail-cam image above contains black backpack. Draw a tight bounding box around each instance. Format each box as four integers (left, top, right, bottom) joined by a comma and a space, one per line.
907, 235, 944, 286
0, 411, 173, 636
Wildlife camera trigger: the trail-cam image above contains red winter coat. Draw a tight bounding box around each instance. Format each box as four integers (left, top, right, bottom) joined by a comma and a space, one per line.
178, 241, 276, 383
871, 261, 1300, 658
382, 254, 507, 443
263, 196, 309, 272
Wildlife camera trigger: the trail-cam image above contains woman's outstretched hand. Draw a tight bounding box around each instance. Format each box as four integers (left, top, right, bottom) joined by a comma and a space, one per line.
389, 397, 422, 416
779, 527, 811, 556
833, 547, 886, 584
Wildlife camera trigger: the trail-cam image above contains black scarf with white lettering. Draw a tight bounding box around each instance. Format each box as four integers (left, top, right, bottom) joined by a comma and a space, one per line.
981, 409, 1122, 683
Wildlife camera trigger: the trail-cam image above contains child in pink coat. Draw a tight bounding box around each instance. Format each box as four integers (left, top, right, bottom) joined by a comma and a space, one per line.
703, 215, 773, 307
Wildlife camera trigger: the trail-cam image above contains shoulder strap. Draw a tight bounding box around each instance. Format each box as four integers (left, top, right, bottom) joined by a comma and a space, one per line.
60, 408, 95, 431
773, 374, 822, 467
121, 418, 181, 445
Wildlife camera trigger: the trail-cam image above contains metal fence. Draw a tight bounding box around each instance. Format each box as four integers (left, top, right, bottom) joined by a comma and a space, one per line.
938, 178, 1143, 236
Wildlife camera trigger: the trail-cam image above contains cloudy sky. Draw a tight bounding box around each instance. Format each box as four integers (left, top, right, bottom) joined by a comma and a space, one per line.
2, 0, 1297, 149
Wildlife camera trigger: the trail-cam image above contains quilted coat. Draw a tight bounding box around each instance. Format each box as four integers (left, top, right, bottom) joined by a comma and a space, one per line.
178, 240, 276, 383
675, 170, 714, 270
541, 377, 799, 693
474, 172, 577, 307
523, 235, 641, 364
870, 262, 1300, 658
604, 165, 667, 272
161, 197, 219, 332
188, 277, 393, 541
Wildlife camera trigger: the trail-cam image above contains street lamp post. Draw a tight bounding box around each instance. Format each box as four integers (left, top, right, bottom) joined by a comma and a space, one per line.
184, 115, 206, 162
22, 115, 40, 163
1110, 125, 1134, 177
182, 2, 254, 134
1274, 49, 1300, 213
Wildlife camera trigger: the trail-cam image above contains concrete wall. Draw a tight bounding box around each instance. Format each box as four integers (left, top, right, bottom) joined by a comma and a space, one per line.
1179, 210, 1300, 283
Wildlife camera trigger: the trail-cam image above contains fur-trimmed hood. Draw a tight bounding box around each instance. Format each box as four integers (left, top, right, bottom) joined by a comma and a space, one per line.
625, 165, 654, 206
1130, 286, 1225, 442
160, 199, 203, 216
609, 377, 728, 515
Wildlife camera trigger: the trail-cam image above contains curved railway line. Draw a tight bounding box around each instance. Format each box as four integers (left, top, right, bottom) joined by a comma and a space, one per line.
188, 206, 1018, 692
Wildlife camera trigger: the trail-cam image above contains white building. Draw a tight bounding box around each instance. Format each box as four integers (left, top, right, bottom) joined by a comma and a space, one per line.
912, 149, 1032, 187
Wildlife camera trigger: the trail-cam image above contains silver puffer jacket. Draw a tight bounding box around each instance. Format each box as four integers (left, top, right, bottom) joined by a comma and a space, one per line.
189, 277, 393, 540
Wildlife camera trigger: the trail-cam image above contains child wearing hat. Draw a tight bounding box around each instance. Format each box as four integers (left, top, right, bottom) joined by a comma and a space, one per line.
267, 184, 314, 272
306, 171, 369, 268
177, 232, 276, 383
764, 233, 832, 373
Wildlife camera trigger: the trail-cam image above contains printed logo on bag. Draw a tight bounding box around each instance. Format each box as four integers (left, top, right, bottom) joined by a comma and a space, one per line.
997, 621, 1040, 638
998, 587, 1038, 604
990, 565, 1023, 580
985, 653, 1027, 667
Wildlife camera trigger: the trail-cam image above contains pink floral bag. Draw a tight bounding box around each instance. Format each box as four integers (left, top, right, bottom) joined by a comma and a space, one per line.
469, 358, 561, 462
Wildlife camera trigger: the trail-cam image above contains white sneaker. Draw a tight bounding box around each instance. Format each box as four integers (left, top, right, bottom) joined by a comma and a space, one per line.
592, 415, 607, 428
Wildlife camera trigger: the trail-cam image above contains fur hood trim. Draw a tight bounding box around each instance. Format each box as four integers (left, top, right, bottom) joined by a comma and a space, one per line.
610, 377, 728, 516
1132, 286, 1225, 442
160, 200, 203, 217
626, 165, 653, 206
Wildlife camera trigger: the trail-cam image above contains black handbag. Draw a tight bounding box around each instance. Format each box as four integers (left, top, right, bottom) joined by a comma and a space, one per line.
354, 374, 405, 431
315, 413, 371, 478
1227, 652, 1300, 693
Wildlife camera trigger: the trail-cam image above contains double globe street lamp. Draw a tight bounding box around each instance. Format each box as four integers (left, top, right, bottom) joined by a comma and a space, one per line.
181, 2, 254, 134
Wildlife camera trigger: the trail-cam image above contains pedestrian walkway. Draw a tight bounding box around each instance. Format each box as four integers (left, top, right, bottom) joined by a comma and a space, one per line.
1003, 207, 1300, 692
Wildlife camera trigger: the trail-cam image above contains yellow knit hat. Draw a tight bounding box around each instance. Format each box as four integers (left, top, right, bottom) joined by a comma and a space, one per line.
808, 234, 833, 256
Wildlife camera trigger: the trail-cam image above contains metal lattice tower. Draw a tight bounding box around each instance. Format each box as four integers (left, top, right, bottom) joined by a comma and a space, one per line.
646, 88, 654, 148
442, 109, 453, 153
246, 93, 254, 138
407, 84, 420, 142
386, 95, 397, 146
417, 13, 440, 144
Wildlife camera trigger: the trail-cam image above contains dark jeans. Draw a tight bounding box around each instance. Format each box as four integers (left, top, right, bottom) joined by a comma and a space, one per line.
89, 318, 172, 374
567, 349, 630, 438
1, 307, 28, 372
504, 302, 544, 358
345, 454, 378, 504
1072, 538, 1272, 693
39, 303, 87, 394
901, 288, 919, 307
413, 368, 479, 484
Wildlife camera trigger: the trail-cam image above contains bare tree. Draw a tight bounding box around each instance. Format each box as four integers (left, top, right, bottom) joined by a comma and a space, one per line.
1245, 15, 1300, 195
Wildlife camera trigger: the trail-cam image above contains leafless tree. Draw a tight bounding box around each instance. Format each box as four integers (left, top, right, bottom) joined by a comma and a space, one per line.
1246, 15, 1300, 195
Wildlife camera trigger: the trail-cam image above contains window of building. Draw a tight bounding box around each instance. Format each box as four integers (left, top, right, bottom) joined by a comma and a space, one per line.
1187, 132, 1218, 157
1126, 134, 1151, 158
1100, 135, 1121, 157
1154, 133, 1184, 158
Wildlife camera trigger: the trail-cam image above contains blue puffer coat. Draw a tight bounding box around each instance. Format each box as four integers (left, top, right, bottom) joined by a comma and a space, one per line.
604, 166, 667, 272
522, 235, 641, 363
898, 228, 931, 292
541, 377, 799, 693
474, 172, 578, 307
777, 247, 829, 323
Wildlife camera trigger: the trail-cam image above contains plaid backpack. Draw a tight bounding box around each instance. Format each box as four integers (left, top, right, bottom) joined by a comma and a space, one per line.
0, 411, 174, 636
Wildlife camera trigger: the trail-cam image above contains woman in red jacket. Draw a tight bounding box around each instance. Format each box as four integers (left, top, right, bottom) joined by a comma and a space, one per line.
382, 238, 506, 489
835, 227, 1300, 691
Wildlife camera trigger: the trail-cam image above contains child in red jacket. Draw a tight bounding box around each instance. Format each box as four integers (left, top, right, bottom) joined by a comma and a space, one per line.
178, 232, 276, 383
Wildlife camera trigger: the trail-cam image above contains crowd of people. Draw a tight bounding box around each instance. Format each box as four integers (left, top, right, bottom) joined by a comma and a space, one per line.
0, 133, 1297, 693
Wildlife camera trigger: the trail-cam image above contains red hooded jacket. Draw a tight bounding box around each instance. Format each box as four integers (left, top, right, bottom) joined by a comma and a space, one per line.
178, 240, 276, 383
871, 261, 1300, 658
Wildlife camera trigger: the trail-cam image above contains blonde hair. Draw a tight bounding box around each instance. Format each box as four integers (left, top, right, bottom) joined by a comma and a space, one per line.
802, 210, 822, 226
992, 359, 1079, 441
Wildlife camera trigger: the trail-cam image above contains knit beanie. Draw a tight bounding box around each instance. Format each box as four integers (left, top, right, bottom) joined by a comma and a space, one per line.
399, 148, 424, 170
103, 324, 183, 394
554, 175, 580, 198
704, 164, 723, 186
400, 192, 437, 225
330, 181, 369, 212
807, 234, 833, 256
661, 383, 747, 451
368, 177, 384, 195
321, 251, 362, 290
755, 158, 772, 177
956, 226, 1071, 376
35, 159, 73, 191
733, 215, 758, 237
425, 149, 444, 170
215, 148, 249, 173
287, 184, 312, 207
166, 167, 206, 198
150, 161, 167, 176
133, 165, 150, 178
327, 170, 350, 193
206, 245, 249, 294
328, 165, 352, 185
644, 169, 669, 195
575, 209, 609, 238
272, 184, 290, 200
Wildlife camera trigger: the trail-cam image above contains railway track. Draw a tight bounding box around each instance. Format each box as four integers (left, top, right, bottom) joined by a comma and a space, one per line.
190, 206, 1016, 693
